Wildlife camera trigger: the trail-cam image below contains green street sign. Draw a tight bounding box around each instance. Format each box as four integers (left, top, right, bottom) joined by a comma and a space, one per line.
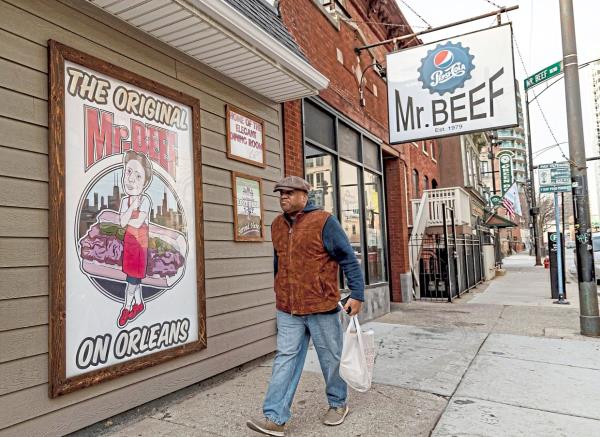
524, 61, 563, 90
497, 151, 514, 195
538, 161, 571, 193
490, 195, 502, 206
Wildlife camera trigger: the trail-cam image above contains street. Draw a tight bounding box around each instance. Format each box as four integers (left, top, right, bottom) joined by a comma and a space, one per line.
77, 254, 600, 436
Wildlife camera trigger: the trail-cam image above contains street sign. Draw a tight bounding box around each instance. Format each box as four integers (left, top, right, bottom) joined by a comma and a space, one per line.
538, 161, 571, 193
490, 195, 502, 206
524, 61, 563, 90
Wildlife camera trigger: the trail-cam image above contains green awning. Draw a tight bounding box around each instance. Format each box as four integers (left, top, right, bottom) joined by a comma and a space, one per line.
484, 211, 517, 228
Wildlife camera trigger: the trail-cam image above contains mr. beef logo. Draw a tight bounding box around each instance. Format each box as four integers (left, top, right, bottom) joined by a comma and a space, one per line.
67, 67, 186, 180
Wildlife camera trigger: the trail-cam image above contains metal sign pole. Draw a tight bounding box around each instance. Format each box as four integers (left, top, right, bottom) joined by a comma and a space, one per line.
525, 93, 542, 265
553, 192, 568, 304
559, 0, 598, 330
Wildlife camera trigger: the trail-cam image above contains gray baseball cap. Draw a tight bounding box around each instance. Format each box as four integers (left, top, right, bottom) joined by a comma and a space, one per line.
273, 176, 312, 192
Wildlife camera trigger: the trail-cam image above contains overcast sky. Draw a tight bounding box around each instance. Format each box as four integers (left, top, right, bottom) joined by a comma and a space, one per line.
398, 0, 600, 214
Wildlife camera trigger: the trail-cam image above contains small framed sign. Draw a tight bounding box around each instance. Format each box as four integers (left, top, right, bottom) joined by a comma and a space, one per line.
226, 105, 267, 168
232, 172, 265, 242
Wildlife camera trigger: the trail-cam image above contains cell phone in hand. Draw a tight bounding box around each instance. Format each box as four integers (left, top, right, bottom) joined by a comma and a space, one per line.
339, 295, 351, 314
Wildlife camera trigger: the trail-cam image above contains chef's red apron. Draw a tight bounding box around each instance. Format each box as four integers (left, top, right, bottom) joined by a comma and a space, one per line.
123, 197, 149, 279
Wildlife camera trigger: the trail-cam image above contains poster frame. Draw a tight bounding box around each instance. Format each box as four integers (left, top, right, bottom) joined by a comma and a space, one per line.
231, 172, 266, 242
226, 104, 267, 168
48, 40, 206, 398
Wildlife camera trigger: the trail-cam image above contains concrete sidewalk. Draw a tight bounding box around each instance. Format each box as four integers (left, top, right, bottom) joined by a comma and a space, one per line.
78, 254, 600, 436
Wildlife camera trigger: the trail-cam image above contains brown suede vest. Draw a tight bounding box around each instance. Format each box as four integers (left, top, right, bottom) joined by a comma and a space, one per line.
272, 209, 340, 315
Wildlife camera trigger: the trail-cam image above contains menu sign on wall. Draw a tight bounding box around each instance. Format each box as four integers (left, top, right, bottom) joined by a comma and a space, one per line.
48, 41, 206, 397
226, 105, 266, 168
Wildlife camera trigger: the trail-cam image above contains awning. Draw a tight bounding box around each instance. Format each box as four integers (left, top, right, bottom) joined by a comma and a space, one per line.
88, 0, 329, 102
484, 211, 517, 228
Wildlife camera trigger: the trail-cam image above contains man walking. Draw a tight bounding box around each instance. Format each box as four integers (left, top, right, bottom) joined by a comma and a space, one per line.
247, 176, 364, 436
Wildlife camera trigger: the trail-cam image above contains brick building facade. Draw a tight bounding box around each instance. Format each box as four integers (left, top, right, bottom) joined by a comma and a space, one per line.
278, 0, 439, 303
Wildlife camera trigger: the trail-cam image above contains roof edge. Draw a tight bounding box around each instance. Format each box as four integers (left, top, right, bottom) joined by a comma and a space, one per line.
184, 0, 329, 93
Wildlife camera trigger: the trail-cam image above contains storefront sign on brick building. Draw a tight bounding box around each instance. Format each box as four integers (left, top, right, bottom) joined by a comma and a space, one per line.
48, 41, 206, 397
387, 24, 518, 143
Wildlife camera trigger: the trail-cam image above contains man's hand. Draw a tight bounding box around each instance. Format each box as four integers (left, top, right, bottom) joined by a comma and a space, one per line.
344, 298, 362, 316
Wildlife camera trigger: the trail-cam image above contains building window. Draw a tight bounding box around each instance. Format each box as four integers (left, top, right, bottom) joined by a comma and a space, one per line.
363, 137, 381, 170
340, 161, 364, 274
364, 171, 386, 284
320, 0, 350, 19
304, 100, 335, 150
338, 121, 360, 162
412, 169, 419, 198
423, 175, 429, 191
305, 143, 336, 214
466, 149, 474, 187
431, 141, 436, 160
431, 179, 438, 189
422, 141, 428, 155
303, 99, 387, 285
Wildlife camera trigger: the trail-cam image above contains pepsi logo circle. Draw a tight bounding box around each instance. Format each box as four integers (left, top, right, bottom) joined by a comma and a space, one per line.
433, 50, 454, 69
417, 41, 475, 95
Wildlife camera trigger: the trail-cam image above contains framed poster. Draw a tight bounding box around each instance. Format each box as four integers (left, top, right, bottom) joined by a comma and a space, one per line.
226, 105, 267, 168
48, 41, 206, 397
232, 173, 265, 241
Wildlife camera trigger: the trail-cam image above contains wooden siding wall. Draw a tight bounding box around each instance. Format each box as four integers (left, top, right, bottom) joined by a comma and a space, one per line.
0, 0, 282, 434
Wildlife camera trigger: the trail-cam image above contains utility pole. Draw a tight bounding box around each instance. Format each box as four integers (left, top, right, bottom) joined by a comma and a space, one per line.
559, 0, 600, 336
525, 95, 542, 265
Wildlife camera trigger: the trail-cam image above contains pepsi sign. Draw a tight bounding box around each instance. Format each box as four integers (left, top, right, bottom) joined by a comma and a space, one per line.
387, 25, 518, 143
418, 42, 474, 95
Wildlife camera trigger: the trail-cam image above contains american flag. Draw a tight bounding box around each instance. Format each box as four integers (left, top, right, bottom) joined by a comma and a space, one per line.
502, 197, 516, 219
501, 182, 521, 220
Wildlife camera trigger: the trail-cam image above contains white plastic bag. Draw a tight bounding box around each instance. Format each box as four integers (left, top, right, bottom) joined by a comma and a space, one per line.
339, 315, 375, 392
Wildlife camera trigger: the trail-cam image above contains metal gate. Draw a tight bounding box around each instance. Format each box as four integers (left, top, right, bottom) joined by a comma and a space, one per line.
409, 204, 484, 302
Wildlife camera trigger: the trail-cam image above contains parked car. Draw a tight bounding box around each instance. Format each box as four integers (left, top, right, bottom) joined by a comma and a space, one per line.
568, 233, 600, 284
594, 234, 600, 283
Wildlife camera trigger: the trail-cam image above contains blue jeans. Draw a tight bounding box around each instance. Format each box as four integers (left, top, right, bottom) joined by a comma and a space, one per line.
263, 310, 346, 425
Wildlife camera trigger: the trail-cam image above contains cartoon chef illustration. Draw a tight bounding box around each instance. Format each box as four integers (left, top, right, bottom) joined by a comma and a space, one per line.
118, 150, 153, 328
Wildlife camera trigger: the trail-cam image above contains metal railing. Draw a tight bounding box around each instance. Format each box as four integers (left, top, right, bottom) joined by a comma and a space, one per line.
409, 232, 484, 302
411, 187, 471, 226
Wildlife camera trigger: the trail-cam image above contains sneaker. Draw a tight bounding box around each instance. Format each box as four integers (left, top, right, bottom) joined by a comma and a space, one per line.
322, 405, 349, 426
130, 302, 145, 320
117, 308, 129, 328
246, 417, 285, 436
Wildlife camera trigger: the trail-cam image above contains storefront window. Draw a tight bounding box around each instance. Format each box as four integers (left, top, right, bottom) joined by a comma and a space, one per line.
303, 99, 387, 285
305, 143, 336, 214
338, 121, 360, 161
364, 171, 385, 283
340, 161, 363, 270
304, 100, 335, 149
363, 137, 380, 170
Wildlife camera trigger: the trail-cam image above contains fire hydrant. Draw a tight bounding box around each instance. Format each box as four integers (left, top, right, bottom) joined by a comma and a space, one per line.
544, 257, 550, 269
